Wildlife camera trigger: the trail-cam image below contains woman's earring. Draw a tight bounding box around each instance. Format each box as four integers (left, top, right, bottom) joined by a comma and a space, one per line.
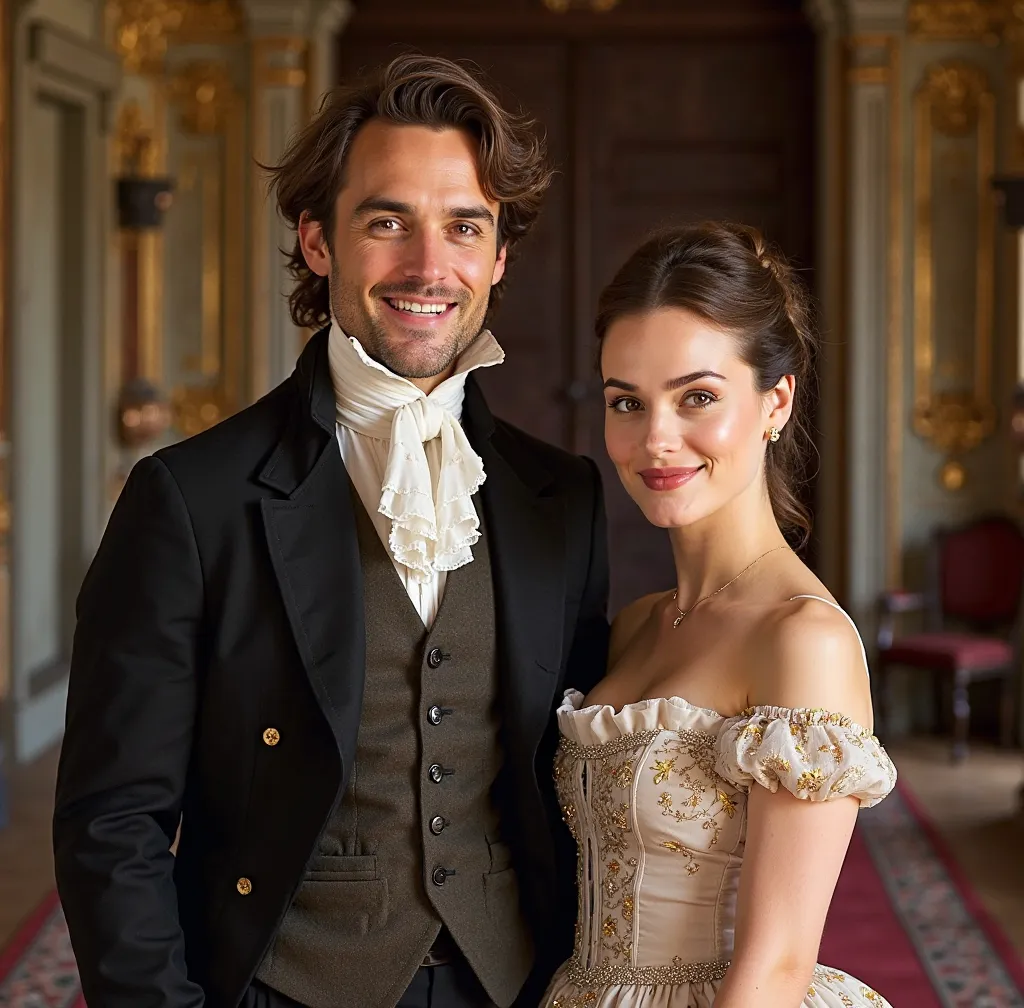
768, 427, 781, 442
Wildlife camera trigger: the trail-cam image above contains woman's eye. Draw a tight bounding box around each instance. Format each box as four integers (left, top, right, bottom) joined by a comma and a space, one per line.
608, 396, 643, 414
684, 391, 716, 409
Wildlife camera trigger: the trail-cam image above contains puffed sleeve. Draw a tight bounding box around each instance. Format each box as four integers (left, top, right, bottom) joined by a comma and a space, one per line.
715, 706, 897, 808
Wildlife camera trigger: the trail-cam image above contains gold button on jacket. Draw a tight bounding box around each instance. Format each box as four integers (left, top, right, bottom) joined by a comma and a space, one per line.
236, 877, 252, 896
262, 728, 280, 746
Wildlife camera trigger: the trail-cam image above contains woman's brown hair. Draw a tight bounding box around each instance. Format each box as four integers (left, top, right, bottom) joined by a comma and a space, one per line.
265, 53, 554, 330
595, 222, 818, 546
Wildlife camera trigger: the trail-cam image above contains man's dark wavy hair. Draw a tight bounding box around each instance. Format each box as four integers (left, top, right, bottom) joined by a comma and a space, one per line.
265, 53, 555, 330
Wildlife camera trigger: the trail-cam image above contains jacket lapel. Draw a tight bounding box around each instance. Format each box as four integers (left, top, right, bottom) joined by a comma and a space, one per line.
258, 329, 364, 776
463, 379, 566, 763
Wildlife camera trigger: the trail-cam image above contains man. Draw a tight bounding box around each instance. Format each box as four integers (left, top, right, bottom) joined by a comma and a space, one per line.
53, 54, 609, 1008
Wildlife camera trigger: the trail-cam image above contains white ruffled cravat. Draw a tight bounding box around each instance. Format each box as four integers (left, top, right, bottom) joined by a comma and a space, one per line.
328, 321, 504, 585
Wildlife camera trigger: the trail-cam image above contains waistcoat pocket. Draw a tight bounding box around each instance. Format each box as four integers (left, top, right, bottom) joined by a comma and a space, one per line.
288, 855, 389, 936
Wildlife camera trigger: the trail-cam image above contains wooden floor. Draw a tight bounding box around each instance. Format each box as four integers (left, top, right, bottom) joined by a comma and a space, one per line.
1, 737, 1023, 959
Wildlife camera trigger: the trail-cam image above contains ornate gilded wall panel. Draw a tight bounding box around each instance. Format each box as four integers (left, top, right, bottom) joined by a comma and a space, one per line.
912, 60, 997, 488
107, 0, 242, 74
908, 0, 1009, 41
166, 60, 244, 436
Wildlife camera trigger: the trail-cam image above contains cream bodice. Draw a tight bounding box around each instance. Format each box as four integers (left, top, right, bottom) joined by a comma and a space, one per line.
546, 690, 897, 1008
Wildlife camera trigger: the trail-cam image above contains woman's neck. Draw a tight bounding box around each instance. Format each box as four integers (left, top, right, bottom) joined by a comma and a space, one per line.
668, 491, 789, 610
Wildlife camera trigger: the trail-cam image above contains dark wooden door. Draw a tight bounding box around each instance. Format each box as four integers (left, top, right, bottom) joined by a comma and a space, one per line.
578, 36, 816, 610
336, 1, 815, 613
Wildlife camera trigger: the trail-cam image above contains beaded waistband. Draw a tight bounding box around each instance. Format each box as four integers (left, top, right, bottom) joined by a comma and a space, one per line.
564, 956, 731, 987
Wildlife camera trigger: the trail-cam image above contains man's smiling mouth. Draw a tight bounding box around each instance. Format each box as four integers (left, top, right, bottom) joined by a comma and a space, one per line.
383, 298, 454, 316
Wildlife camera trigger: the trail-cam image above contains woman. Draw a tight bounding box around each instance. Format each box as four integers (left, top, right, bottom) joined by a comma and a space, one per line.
545, 223, 896, 1008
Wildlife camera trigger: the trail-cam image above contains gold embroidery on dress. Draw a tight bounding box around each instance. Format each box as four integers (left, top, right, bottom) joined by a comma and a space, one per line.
760, 753, 792, 781
829, 765, 866, 796
796, 768, 826, 793
649, 729, 737, 848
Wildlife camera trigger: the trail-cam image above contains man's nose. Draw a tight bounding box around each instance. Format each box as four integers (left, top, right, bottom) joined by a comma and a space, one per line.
401, 230, 448, 285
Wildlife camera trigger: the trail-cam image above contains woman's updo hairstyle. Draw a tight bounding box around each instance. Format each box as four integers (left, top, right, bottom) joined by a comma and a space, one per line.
595, 221, 818, 547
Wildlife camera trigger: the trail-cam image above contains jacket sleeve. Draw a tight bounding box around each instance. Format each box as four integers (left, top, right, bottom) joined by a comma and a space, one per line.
53, 455, 206, 1007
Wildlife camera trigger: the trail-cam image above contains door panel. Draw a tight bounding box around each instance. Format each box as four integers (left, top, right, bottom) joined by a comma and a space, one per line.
578, 37, 815, 610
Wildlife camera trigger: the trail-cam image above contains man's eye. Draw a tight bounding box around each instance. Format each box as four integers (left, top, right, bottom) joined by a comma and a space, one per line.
452, 223, 480, 236
608, 397, 643, 414
370, 219, 401, 232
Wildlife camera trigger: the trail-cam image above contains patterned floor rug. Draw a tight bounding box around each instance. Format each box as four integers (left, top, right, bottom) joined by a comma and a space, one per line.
0, 892, 83, 1008
2, 782, 1021, 1006
821, 782, 1024, 1008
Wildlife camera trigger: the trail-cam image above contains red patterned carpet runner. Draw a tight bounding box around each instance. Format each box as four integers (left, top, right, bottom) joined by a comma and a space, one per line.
821, 782, 1024, 1007
0, 892, 83, 1007
1, 783, 1021, 1006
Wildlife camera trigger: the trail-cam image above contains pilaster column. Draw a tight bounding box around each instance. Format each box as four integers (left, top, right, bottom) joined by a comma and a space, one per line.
807, 0, 907, 629
243, 0, 351, 398
0, 0, 10, 826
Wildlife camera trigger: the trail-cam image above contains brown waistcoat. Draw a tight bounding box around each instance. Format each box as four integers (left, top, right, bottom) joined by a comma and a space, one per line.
256, 496, 533, 1008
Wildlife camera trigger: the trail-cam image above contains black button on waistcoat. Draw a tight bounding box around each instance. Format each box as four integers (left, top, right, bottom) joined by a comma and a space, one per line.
431, 866, 453, 887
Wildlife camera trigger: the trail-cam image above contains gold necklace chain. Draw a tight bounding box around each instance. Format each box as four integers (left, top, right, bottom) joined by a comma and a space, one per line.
671, 545, 791, 629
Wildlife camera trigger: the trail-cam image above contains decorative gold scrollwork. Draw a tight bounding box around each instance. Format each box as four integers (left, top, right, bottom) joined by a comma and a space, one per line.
106, 0, 242, 74
908, 0, 1009, 40
543, 0, 620, 12
171, 61, 235, 135
913, 61, 997, 487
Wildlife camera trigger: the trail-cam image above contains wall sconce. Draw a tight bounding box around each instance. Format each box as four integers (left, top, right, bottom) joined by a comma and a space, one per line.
117, 378, 172, 448
116, 171, 174, 448
116, 176, 174, 229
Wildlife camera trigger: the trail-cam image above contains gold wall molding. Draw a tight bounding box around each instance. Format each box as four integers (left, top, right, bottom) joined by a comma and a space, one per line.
169, 59, 244, 434
249, 35, 311, 399
886, 37, 905, 588
107, 0, 243, 74
114, 96, 167, 385
252, 37, 307, 88
908, 0, 1010, 40
912, 60, 997, 484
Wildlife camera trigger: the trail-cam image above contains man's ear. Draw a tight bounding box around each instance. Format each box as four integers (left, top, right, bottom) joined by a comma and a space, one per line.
298, 210, 331, 278
491, 242, 508, 287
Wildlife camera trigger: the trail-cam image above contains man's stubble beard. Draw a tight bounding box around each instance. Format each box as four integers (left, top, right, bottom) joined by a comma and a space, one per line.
329, 260, 490, 380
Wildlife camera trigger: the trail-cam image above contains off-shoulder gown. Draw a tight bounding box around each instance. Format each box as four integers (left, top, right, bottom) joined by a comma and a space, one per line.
543, 596, 897, 1008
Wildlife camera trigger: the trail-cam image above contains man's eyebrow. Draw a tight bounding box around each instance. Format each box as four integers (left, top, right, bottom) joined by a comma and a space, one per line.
351, 197, 415, 217
349, 198, 496, 227
447, 205, 495, 226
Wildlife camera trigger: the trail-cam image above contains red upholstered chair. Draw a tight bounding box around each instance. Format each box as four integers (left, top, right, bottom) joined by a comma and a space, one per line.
876, 515, 1024, 763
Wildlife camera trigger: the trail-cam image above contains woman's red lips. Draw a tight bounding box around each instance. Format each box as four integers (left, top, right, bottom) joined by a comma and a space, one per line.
638, 466, 704, 491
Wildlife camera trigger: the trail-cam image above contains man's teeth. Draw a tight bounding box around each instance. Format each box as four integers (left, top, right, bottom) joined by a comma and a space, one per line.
389, 299, 447, 314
